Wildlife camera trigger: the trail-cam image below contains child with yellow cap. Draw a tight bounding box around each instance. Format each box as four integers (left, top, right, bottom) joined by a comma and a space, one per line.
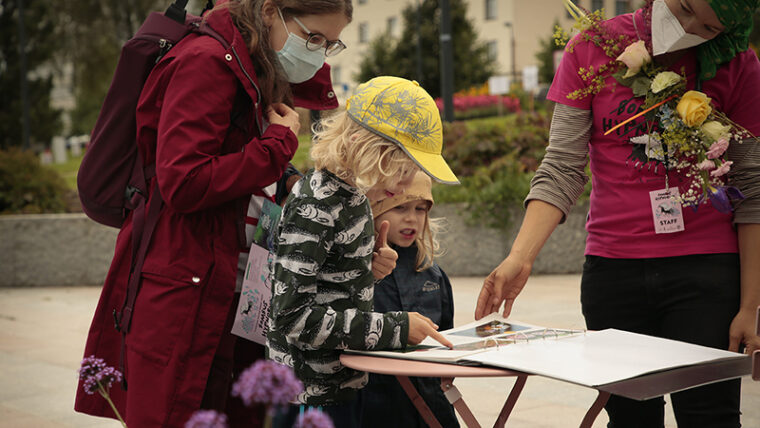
267, 76, 458, 427
360, 170, 459, 428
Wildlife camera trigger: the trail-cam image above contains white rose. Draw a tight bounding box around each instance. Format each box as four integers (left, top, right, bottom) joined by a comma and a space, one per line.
701, 121, 731, 142
616, 41, 651, 78
650, 71, 681, 94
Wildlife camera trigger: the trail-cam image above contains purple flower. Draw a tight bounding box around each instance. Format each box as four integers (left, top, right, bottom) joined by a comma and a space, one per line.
295, 409, 335, 428
79, 356, 122, 395
185, 410, 229, 428
708, 186, 745, 214
231, 360, 303, 408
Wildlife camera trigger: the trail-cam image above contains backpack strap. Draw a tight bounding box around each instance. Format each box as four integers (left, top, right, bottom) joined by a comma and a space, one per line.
165, 0, 189, 24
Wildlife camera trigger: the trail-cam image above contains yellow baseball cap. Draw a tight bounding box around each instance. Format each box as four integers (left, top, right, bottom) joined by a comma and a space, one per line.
346, 76, 459, 185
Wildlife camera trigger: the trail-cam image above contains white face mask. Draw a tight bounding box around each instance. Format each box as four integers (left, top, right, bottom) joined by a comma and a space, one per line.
275, 9, 325, 83
651, 0, 709, 56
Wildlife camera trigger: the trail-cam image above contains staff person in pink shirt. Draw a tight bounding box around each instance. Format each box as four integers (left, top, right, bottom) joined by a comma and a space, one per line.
476, 1, 760, 426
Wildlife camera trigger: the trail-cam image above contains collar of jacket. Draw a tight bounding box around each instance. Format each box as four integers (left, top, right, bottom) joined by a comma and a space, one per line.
292, 63, 339, 111
204, 5, 338, 113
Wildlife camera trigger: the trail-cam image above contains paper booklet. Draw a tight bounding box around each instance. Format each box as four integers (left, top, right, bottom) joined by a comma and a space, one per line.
231, 243, 273, 345
348, 313, 749, 393
231, 199, 282, 345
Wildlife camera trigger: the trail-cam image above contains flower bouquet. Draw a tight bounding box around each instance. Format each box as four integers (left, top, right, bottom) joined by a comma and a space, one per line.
559, 0, 753, 212
610, 41, 752, 211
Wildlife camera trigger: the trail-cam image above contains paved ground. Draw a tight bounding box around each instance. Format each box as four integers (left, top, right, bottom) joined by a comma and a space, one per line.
0, 275, 757, 427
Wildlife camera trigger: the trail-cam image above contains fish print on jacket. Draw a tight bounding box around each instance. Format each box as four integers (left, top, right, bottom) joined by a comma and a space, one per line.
335, 217, 368, 245
317, 269, 363, 283
267, 169, 408, 406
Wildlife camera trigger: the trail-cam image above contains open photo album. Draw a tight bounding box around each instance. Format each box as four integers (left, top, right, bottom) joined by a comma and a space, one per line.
348, 313, 750, 395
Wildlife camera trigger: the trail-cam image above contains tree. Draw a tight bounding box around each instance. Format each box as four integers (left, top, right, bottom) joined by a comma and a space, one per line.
751, 11, 760, 55
58, 0, 173, 135
535, 20, 566, 85
0, 0, 63, 149
355, 0, 496, 99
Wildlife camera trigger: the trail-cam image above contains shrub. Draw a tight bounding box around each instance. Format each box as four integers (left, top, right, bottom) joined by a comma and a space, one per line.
0, 148, 69, 214
434, 112, 552, 228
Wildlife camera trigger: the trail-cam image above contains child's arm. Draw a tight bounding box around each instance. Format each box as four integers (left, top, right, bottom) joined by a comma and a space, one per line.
270, 196, 409, 351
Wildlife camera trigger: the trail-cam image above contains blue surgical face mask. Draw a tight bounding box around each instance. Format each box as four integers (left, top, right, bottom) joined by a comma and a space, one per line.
275, 9, 325, 83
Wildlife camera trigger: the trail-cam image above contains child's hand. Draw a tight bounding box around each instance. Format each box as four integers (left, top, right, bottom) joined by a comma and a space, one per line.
407, 312, 454, 349
267, 103, 301, 136
372, 221, 398, 280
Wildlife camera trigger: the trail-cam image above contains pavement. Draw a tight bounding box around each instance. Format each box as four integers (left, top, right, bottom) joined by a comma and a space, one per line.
0, 275, 758, 427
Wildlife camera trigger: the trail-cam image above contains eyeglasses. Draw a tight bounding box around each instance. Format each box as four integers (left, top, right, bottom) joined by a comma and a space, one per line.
290, 15, 347, 57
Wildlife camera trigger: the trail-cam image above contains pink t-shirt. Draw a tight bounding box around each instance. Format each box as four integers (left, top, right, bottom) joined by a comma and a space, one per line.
547, 10, 760, 259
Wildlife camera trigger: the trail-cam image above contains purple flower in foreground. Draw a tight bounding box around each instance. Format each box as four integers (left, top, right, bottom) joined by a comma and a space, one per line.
78, 355, 127, 427
295, 408, 335, 428
707, 186, 745, 214
231, 360, 303, 408
79, 356, 122, 395
185, 410, 229, 428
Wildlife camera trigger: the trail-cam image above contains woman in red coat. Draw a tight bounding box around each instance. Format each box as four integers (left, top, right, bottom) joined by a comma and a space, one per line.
74, 1, 351, 426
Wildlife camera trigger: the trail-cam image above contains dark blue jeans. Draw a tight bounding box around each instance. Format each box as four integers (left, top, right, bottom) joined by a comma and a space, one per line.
580, 254, 742, 428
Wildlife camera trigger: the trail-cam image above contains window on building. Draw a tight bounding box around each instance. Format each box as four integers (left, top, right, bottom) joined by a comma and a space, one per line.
566, 0, 581, 18
387, 16, 397, 35
615, 0, 630, 15
486, 40, 498, 62
359, 22, 368, 43
332, 66, 342, 85
485, 0, 497, 20
591, 0, 604, 12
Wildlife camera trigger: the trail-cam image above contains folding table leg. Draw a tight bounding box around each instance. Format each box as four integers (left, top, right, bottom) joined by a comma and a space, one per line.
753, 305, 759, 381
493, 374, 528, 427
441, 377, 481, 428
395, 375, 443, 428
580, 390, 610, 428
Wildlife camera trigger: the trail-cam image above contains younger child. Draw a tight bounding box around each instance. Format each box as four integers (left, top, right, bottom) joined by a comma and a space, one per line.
360, 171, 459, 428
267, 76, 459, 427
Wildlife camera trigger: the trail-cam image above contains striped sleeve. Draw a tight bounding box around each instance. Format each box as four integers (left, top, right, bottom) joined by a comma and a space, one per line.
525, 103, 591, 223
726, 138, 760, 224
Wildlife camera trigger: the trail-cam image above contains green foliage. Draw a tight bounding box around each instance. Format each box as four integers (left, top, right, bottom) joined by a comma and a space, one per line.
434, 113, 552, 228
0, 1, 63, 149
355, 0, 497, 99
49, 153, 84, 190
292, 134, 314, 173
57, 1, 173, 135
751, 12, 760, 55
0, 149, 69, 214
535, 20, 566, 84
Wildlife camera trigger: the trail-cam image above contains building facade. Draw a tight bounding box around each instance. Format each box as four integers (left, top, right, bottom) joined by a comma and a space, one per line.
327, 0, 633, 99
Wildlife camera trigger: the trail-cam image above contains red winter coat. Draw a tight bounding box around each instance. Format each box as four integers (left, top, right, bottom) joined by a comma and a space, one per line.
74, 7, 337, 427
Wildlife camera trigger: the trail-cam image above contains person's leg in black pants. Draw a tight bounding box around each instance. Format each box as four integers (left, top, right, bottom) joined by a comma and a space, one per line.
581, 256, 666, 428
653, 254, 741, 428
580, 254, 741, 428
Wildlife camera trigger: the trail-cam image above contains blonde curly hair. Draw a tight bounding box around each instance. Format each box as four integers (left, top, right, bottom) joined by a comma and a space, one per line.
310, 111, 418, 193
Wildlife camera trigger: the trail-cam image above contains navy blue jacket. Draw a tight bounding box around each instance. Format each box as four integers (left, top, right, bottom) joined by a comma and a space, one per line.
360, 244, 459, 427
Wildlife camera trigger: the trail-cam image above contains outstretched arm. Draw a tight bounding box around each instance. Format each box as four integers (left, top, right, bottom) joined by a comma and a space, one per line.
475, 200, 564, 319
476, 103, 591, 319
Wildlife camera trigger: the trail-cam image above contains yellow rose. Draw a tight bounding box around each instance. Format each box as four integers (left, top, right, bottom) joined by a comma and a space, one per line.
701, 120, 731, 141
616, 40, 651, 78
676, 90, 712, 127
650, 71, 681, 94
